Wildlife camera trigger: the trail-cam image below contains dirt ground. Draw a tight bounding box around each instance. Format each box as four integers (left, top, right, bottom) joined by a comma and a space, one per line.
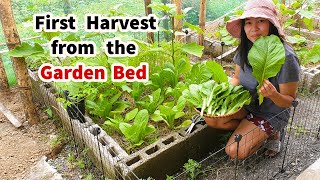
0, 89, 55, 180
0, 89, 103, 180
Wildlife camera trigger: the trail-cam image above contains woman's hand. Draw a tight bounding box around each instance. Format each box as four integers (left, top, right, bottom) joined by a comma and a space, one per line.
259, 80, 278, 98
230, 65, 241, 86
259, 80, 298, 108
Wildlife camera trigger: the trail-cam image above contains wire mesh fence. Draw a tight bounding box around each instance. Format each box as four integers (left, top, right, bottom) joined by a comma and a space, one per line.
172, 88, 320, 180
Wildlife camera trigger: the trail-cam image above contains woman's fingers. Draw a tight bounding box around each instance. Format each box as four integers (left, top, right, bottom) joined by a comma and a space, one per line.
259, 80, 277, 98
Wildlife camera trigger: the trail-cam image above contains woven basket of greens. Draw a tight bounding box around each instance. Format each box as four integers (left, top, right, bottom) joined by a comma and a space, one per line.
183, 80, 251, 128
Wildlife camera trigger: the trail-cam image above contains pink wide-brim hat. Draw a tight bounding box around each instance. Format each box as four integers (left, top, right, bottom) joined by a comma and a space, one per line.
226, 0, 285, 38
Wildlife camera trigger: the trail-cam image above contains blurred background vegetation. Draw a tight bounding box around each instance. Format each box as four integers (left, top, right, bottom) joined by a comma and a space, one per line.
0, 0, 245, 87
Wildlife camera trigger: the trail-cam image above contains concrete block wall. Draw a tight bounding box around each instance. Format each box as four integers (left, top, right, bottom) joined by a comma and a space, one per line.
185, 33, 236, 60
300, 65, 320, 92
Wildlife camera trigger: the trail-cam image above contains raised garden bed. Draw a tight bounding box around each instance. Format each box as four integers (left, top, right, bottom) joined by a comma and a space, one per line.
20, 2, 320, 179
29, 70, 228, 179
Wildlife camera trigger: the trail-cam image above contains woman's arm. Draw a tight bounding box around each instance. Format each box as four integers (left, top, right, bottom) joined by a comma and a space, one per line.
260, 80, 298, 108
230, 65, 241, 86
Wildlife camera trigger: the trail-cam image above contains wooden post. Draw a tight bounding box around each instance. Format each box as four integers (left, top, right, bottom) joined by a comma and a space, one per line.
173, 0, 183, 41
0, 55, 9, 91
144, 0, 154, 43
0, 0, 39, 125
199, 0, 206, 46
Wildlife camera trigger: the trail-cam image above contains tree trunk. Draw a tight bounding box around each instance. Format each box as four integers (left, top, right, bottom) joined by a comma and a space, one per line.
282, 0, 285, 5
0, 0, 39, 125
0, 55, 9, 91
199, 0, 206, 46
173, 0, 183, 41
144, 0, 154, 43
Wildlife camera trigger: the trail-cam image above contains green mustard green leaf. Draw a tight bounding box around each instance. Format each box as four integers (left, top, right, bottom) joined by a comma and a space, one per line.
124, 108, 138, 122
8, 42, 44, 57
183, 80, 251, 116
119, 109, 155, 146
205, 61, 228, 83
181, 42, 204, 57
248, 35, 285, 105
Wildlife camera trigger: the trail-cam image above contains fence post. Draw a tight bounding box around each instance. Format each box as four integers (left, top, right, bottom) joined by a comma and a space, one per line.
220, 41, 225, 66
93, 127, 105, 179
234, 134, 242, 180
281, 100, 299, 172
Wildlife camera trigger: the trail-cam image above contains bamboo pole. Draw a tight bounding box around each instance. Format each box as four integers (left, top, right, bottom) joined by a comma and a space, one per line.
0, 0, 39, 125
199, 0, 207, 46
144, 0, 154, 43
173, 0, 183, 41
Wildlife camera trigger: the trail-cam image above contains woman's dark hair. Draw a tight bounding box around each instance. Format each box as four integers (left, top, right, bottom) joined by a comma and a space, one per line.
238, 19, 281, 70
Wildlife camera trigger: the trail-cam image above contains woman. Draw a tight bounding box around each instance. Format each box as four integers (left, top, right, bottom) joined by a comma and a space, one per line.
223, 0, 300, 159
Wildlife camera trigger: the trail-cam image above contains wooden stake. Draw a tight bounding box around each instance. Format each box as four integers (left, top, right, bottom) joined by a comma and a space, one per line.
199, 0, 207, 46
0, 102, 22, 128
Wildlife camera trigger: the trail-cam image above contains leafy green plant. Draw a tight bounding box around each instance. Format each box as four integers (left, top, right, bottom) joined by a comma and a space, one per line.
45, 108, 53, 118
149, 3, 204, 64
186, 61, 228, 86
67, 153, 76, 163
165, 81, 188, 102
166, 175, 174, 180
297, 43, 320, 65
76, 159, 85, 169
119, 109, 155, 146
183, 80, 251, 116
183, 159, 201, 180
277, 0, 315, 31
213, 26, 238, 46
84, 173, 94, 180
248, 35, 285, 104
136, 89, 164, 114
155, 96, 191, 129
148, 59, 190, 91
49, 128, 68, 148
104, 108, 138, 131
86, 88, 128, 119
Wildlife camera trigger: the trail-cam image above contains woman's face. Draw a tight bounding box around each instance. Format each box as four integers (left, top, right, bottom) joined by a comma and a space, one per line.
244, 17, 270, 43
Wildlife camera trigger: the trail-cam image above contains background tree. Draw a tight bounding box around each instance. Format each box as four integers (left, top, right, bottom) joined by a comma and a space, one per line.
0, 0, 39, 125
198, 0, 206, 46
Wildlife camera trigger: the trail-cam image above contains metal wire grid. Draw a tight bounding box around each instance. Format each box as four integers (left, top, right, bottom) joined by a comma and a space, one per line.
172, 89, 320, 180
34, 81, 140, 180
